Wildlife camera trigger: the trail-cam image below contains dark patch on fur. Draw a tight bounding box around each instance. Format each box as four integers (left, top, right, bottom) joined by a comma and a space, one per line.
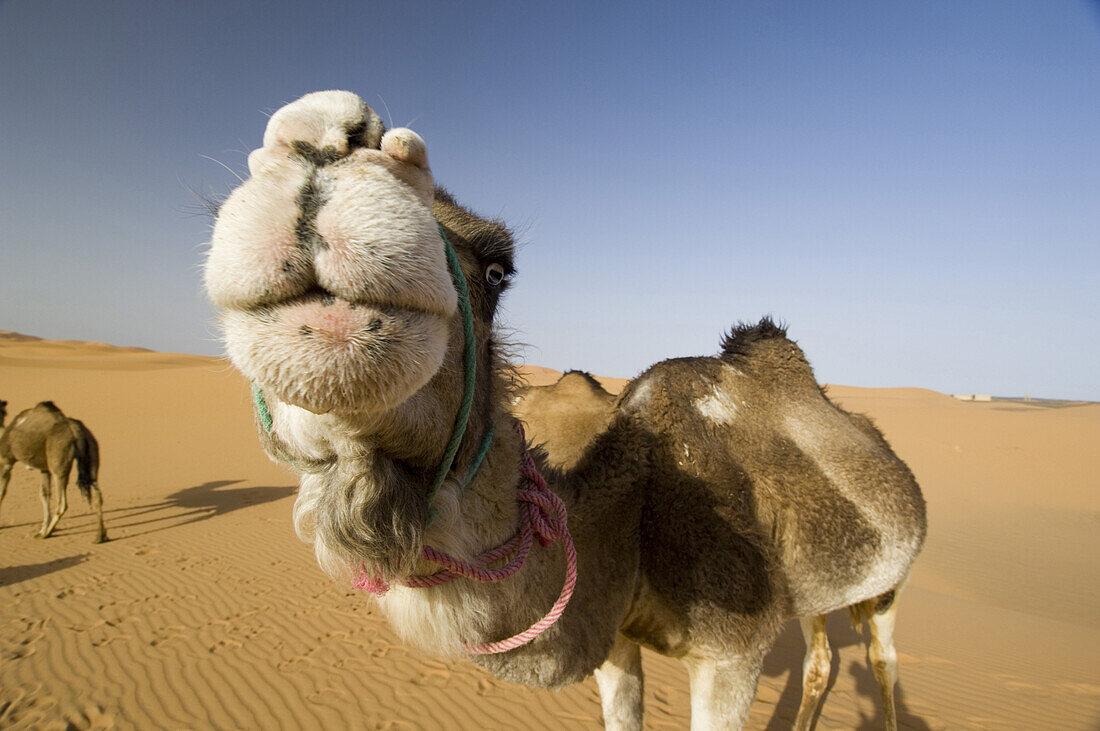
291, 141, 344, 167
762, 435, 882, 586
344, 120, 368, 146
875, 589, 897, 614
294, 173, 330, 253
719, 317, 788, 361
348, 111, 385, 150
298, 325, 313, 336
611, 415, 780, 651
36, 401, 62, 413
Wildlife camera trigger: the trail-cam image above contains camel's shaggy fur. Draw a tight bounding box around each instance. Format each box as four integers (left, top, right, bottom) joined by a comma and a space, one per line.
204, 91, 926, 729
0, 401, 108, 543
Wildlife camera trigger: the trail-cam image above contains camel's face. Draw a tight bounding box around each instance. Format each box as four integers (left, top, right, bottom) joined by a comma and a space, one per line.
205, 91, 457, 414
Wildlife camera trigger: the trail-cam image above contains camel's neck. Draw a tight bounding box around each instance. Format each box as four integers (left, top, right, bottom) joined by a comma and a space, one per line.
419, 404, 525, 565
376, 411, 653, 688
285, 361, 640, 683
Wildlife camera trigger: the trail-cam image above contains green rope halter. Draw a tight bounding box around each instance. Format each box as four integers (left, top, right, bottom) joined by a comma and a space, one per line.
251, 224, 494, 513
426, 225, 493, 509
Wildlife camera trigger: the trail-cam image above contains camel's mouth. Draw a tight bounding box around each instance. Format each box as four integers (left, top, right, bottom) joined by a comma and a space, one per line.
257, 288, 410, 339
246, 285, 450, 352
222, 285, 453, 415
251, 285, 405, 322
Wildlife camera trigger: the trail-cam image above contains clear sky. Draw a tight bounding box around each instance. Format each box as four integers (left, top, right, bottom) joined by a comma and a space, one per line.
2, 1, 1098, 400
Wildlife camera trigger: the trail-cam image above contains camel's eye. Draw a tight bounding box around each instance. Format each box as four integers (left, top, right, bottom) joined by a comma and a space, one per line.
485, 263, 507, 288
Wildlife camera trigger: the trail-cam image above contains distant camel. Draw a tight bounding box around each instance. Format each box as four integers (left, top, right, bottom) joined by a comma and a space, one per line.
203, 91, 925, 729
512, 371, 616, 471
0, 401, 108, 543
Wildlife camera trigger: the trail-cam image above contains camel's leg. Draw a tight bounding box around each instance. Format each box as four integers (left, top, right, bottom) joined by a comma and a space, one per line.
0, 460, 12, 522
685, 653, 762, 730
867, 599, 900, 731
35, 471, 52, 537
594, 634, 644, 731
89, 485, 108, 543
793, 615, 830, 731
40, 470, 70, 538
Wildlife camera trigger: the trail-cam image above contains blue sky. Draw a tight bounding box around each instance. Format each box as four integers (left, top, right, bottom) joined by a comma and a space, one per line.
1, 1, 1097, 399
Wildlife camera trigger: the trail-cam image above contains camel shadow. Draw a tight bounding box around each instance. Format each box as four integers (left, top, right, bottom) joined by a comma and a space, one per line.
0, 553, 90, 586
108, 480, 297, 538
22, 480, 297, 541
760, 613, 930, 730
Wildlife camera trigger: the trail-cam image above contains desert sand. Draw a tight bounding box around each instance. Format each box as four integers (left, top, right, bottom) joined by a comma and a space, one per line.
1, 333, 1097, 729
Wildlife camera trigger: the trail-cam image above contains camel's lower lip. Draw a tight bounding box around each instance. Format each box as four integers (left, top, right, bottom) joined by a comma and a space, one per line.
258, 294, 398, 342
222, 298, 451, 414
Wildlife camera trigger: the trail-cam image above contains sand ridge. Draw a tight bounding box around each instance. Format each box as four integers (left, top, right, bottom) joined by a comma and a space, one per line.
1, 337, 1098, 729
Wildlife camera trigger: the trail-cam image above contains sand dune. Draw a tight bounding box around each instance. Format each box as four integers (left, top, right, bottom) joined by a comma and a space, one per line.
2, 337, 1097, 729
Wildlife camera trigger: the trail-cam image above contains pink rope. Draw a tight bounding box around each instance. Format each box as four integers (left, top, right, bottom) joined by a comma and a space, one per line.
353, 426, 578, 655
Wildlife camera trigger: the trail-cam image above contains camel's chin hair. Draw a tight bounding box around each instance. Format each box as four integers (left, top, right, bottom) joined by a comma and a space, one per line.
221, 306, 449, 414
292, 462, 428, 583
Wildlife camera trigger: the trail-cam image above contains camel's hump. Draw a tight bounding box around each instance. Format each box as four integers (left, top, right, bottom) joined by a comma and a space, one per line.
719, 317, 789, 360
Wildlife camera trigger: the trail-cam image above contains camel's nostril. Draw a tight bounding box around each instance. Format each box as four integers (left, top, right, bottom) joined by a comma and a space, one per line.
346, 121, 367, 147
299, 325, 314, 336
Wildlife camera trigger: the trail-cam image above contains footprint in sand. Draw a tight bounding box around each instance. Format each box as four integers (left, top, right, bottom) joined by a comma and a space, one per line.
412, 668, 450, 687
61, 702, 116, 730
0, 686, 61, 728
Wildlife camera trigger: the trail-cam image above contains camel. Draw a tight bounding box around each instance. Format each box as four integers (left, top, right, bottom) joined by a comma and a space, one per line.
512, 371, 616, 471
0, 401, 108, 543
203, 90, 926, 729
515, 372, 913, 729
